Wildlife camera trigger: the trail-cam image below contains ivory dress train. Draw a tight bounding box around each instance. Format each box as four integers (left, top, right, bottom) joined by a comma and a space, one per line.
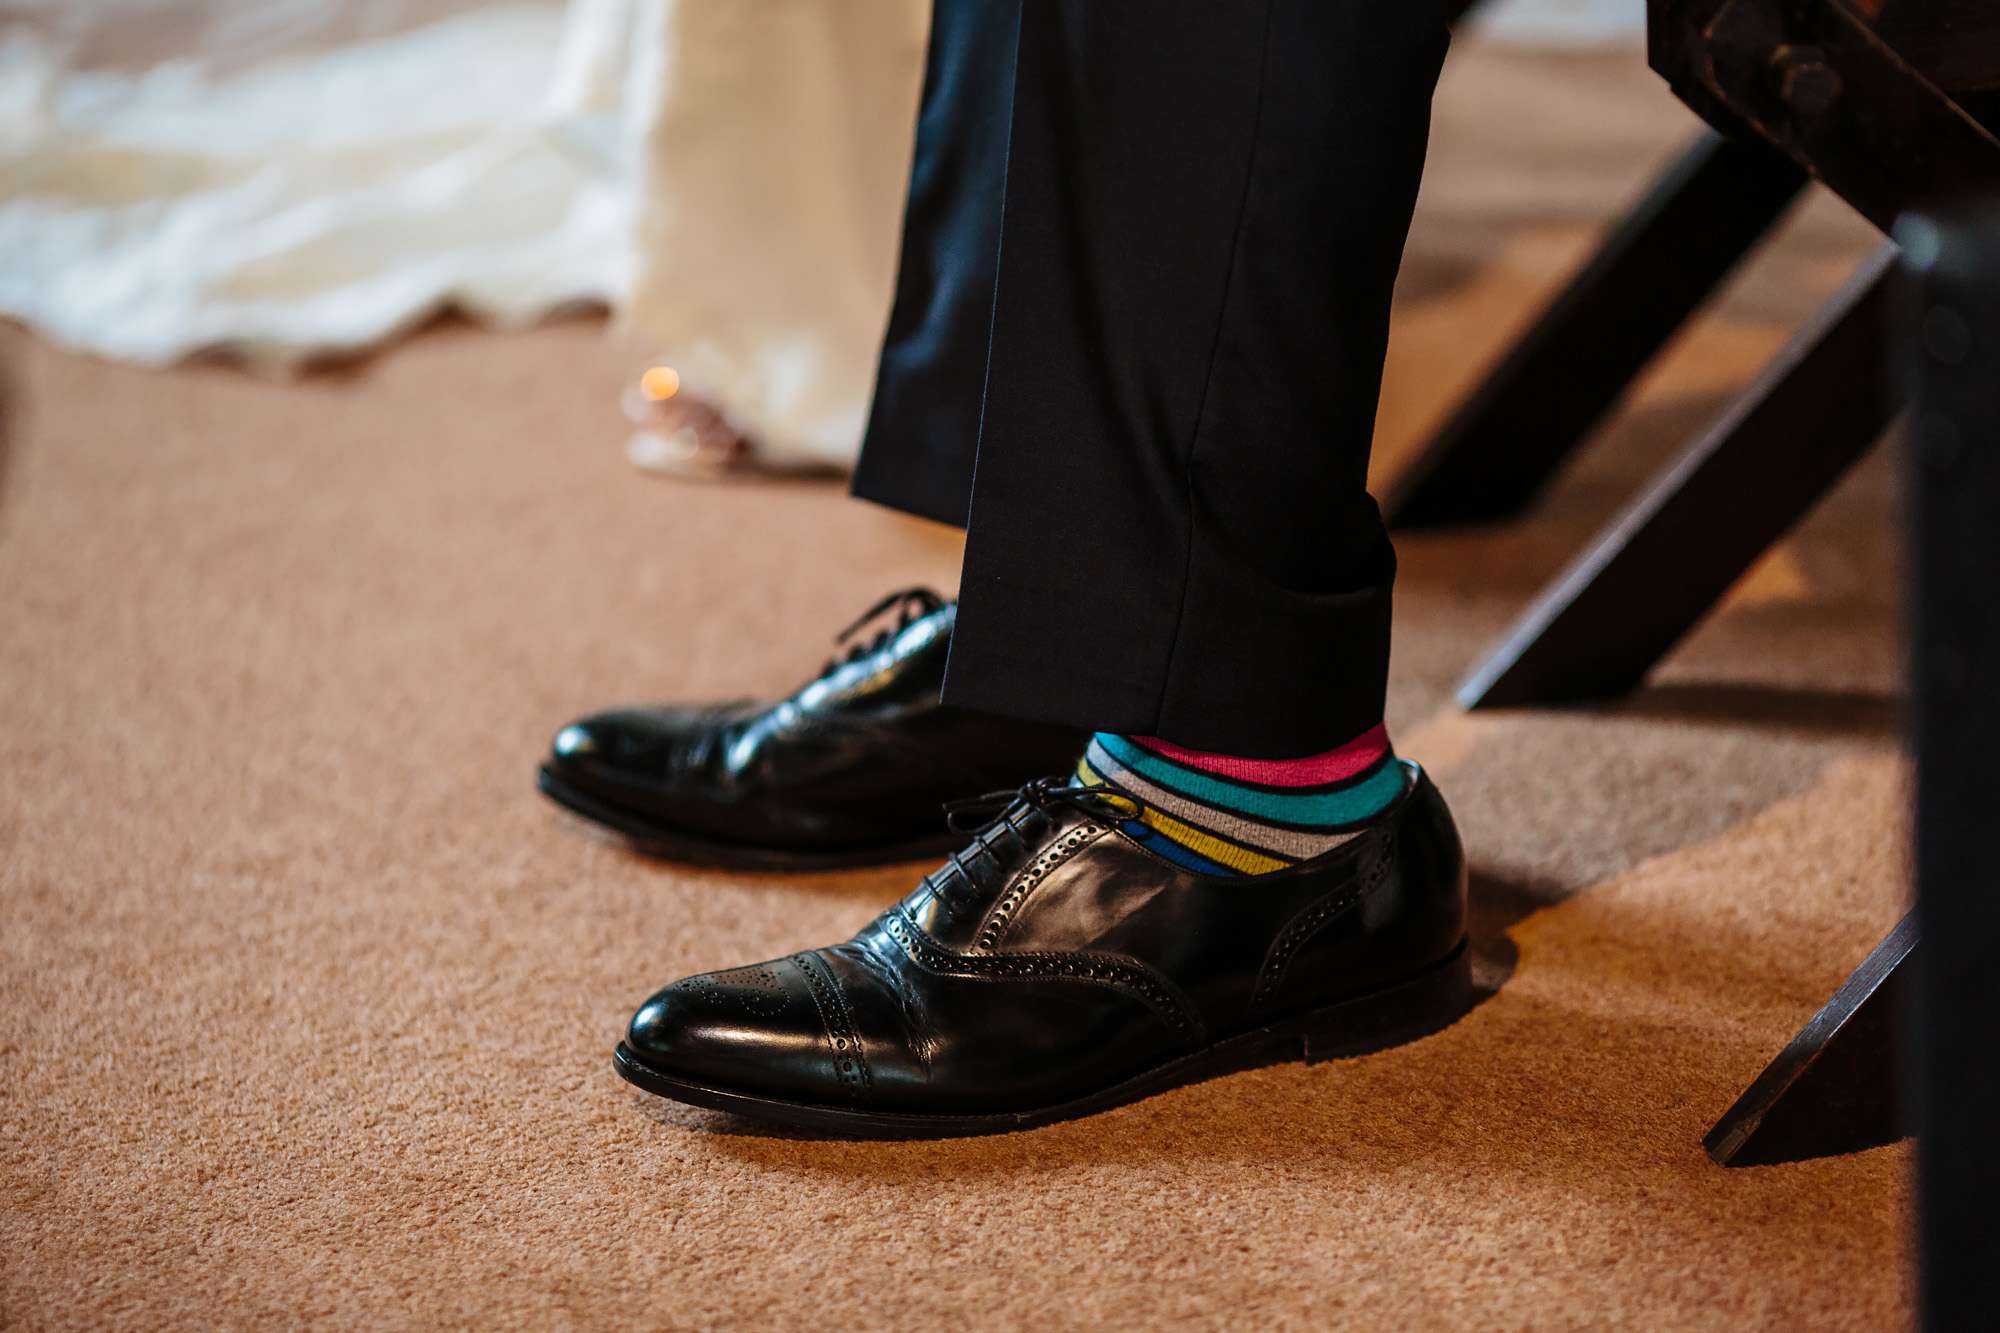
0, 0, 927, 471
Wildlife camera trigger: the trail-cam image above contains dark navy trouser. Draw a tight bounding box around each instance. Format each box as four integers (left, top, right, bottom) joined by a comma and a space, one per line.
854, 0, 1448, 757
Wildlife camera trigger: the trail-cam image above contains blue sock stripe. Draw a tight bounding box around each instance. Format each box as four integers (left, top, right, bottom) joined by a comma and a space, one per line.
1094, 732, 1407, 827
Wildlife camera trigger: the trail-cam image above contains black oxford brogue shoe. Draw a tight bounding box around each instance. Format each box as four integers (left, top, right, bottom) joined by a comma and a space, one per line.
615, 761, 1473, 1135
538, 588, 1085, 870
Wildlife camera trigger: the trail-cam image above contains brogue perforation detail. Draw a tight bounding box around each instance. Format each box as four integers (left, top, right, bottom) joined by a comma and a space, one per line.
791, 952, 872, 1097
1253, 830, 1397, 1007
883, 909, 1197, 1038
676, 966, 786, 1019
974, 823, 1107, 951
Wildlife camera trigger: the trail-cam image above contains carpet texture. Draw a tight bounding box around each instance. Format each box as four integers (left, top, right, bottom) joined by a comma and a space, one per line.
1, 41, 1907, 1329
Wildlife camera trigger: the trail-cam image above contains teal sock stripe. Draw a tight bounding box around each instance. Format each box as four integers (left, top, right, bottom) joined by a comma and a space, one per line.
1092, 732, 1405, 828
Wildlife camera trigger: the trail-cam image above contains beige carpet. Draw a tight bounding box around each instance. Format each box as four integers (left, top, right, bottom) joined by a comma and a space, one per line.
1, 41, 1908, 1330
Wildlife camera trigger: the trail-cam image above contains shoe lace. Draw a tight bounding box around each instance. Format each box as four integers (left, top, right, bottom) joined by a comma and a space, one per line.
941, 775, 1138, 835
925, 777, 1141, 912
818, 587, 947, 680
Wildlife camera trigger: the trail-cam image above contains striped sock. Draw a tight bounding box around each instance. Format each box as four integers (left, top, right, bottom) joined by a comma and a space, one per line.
1074, 726, 1406, 877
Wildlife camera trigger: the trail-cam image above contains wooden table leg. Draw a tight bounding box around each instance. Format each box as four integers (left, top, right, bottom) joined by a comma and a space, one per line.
1457, 242, 1900, 710
1901, 205, 2000, 1331
1704, 914, 1913, 1166
1382, 132, 1807, 530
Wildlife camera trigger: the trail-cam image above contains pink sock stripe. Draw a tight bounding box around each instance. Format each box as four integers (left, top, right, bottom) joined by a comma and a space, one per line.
1130, 724, 1391, 788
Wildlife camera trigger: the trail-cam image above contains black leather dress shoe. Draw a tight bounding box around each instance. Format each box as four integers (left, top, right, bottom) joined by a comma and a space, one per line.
538, 589, 1085, 870
615, 762, 1471, 1135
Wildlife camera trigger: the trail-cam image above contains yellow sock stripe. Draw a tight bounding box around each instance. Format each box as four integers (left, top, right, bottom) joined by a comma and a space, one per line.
1082, 754, 1292, 873
1135, 804, 1294, 874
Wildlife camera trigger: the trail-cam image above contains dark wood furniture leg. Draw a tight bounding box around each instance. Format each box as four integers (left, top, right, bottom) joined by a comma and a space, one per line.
1384, 133, 1808, 529
1704, 914, 1912, 1166
1694, 206, 2000, 1216
1457, 242, 1899, 710
1902, 205, 2000, 1331
1471, 0, 2000, 710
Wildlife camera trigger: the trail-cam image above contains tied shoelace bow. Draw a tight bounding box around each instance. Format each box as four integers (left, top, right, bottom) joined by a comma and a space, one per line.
941, 776, 1139, 835
818, 587, 946, 679
925, 778, 1140, 911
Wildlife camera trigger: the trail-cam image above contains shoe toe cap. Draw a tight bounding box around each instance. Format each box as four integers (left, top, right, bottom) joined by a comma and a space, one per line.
625, 989, 690, 1065
623, 961, 850, 1099
544, 709, 720, 813
551, 721, 599, 763
548, 709, 658, 774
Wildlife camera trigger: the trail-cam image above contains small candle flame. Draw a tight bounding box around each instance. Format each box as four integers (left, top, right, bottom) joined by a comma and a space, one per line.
639, 365, 681, 402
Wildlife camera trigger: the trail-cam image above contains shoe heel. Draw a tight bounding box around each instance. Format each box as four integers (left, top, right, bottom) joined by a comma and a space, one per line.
1299, 939, 1474, 1065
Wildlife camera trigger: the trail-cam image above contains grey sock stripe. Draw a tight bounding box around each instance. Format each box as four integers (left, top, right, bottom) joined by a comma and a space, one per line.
1086, 739, 1366, 863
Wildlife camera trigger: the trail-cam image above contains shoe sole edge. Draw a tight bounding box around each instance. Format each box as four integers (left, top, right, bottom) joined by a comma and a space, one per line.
614, 938, 1475, 1139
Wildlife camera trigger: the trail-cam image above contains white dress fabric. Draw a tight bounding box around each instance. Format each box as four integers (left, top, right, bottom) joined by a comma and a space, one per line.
618, 1, 927, 469
0, 0, 926, 468
0, 5, 631, 369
